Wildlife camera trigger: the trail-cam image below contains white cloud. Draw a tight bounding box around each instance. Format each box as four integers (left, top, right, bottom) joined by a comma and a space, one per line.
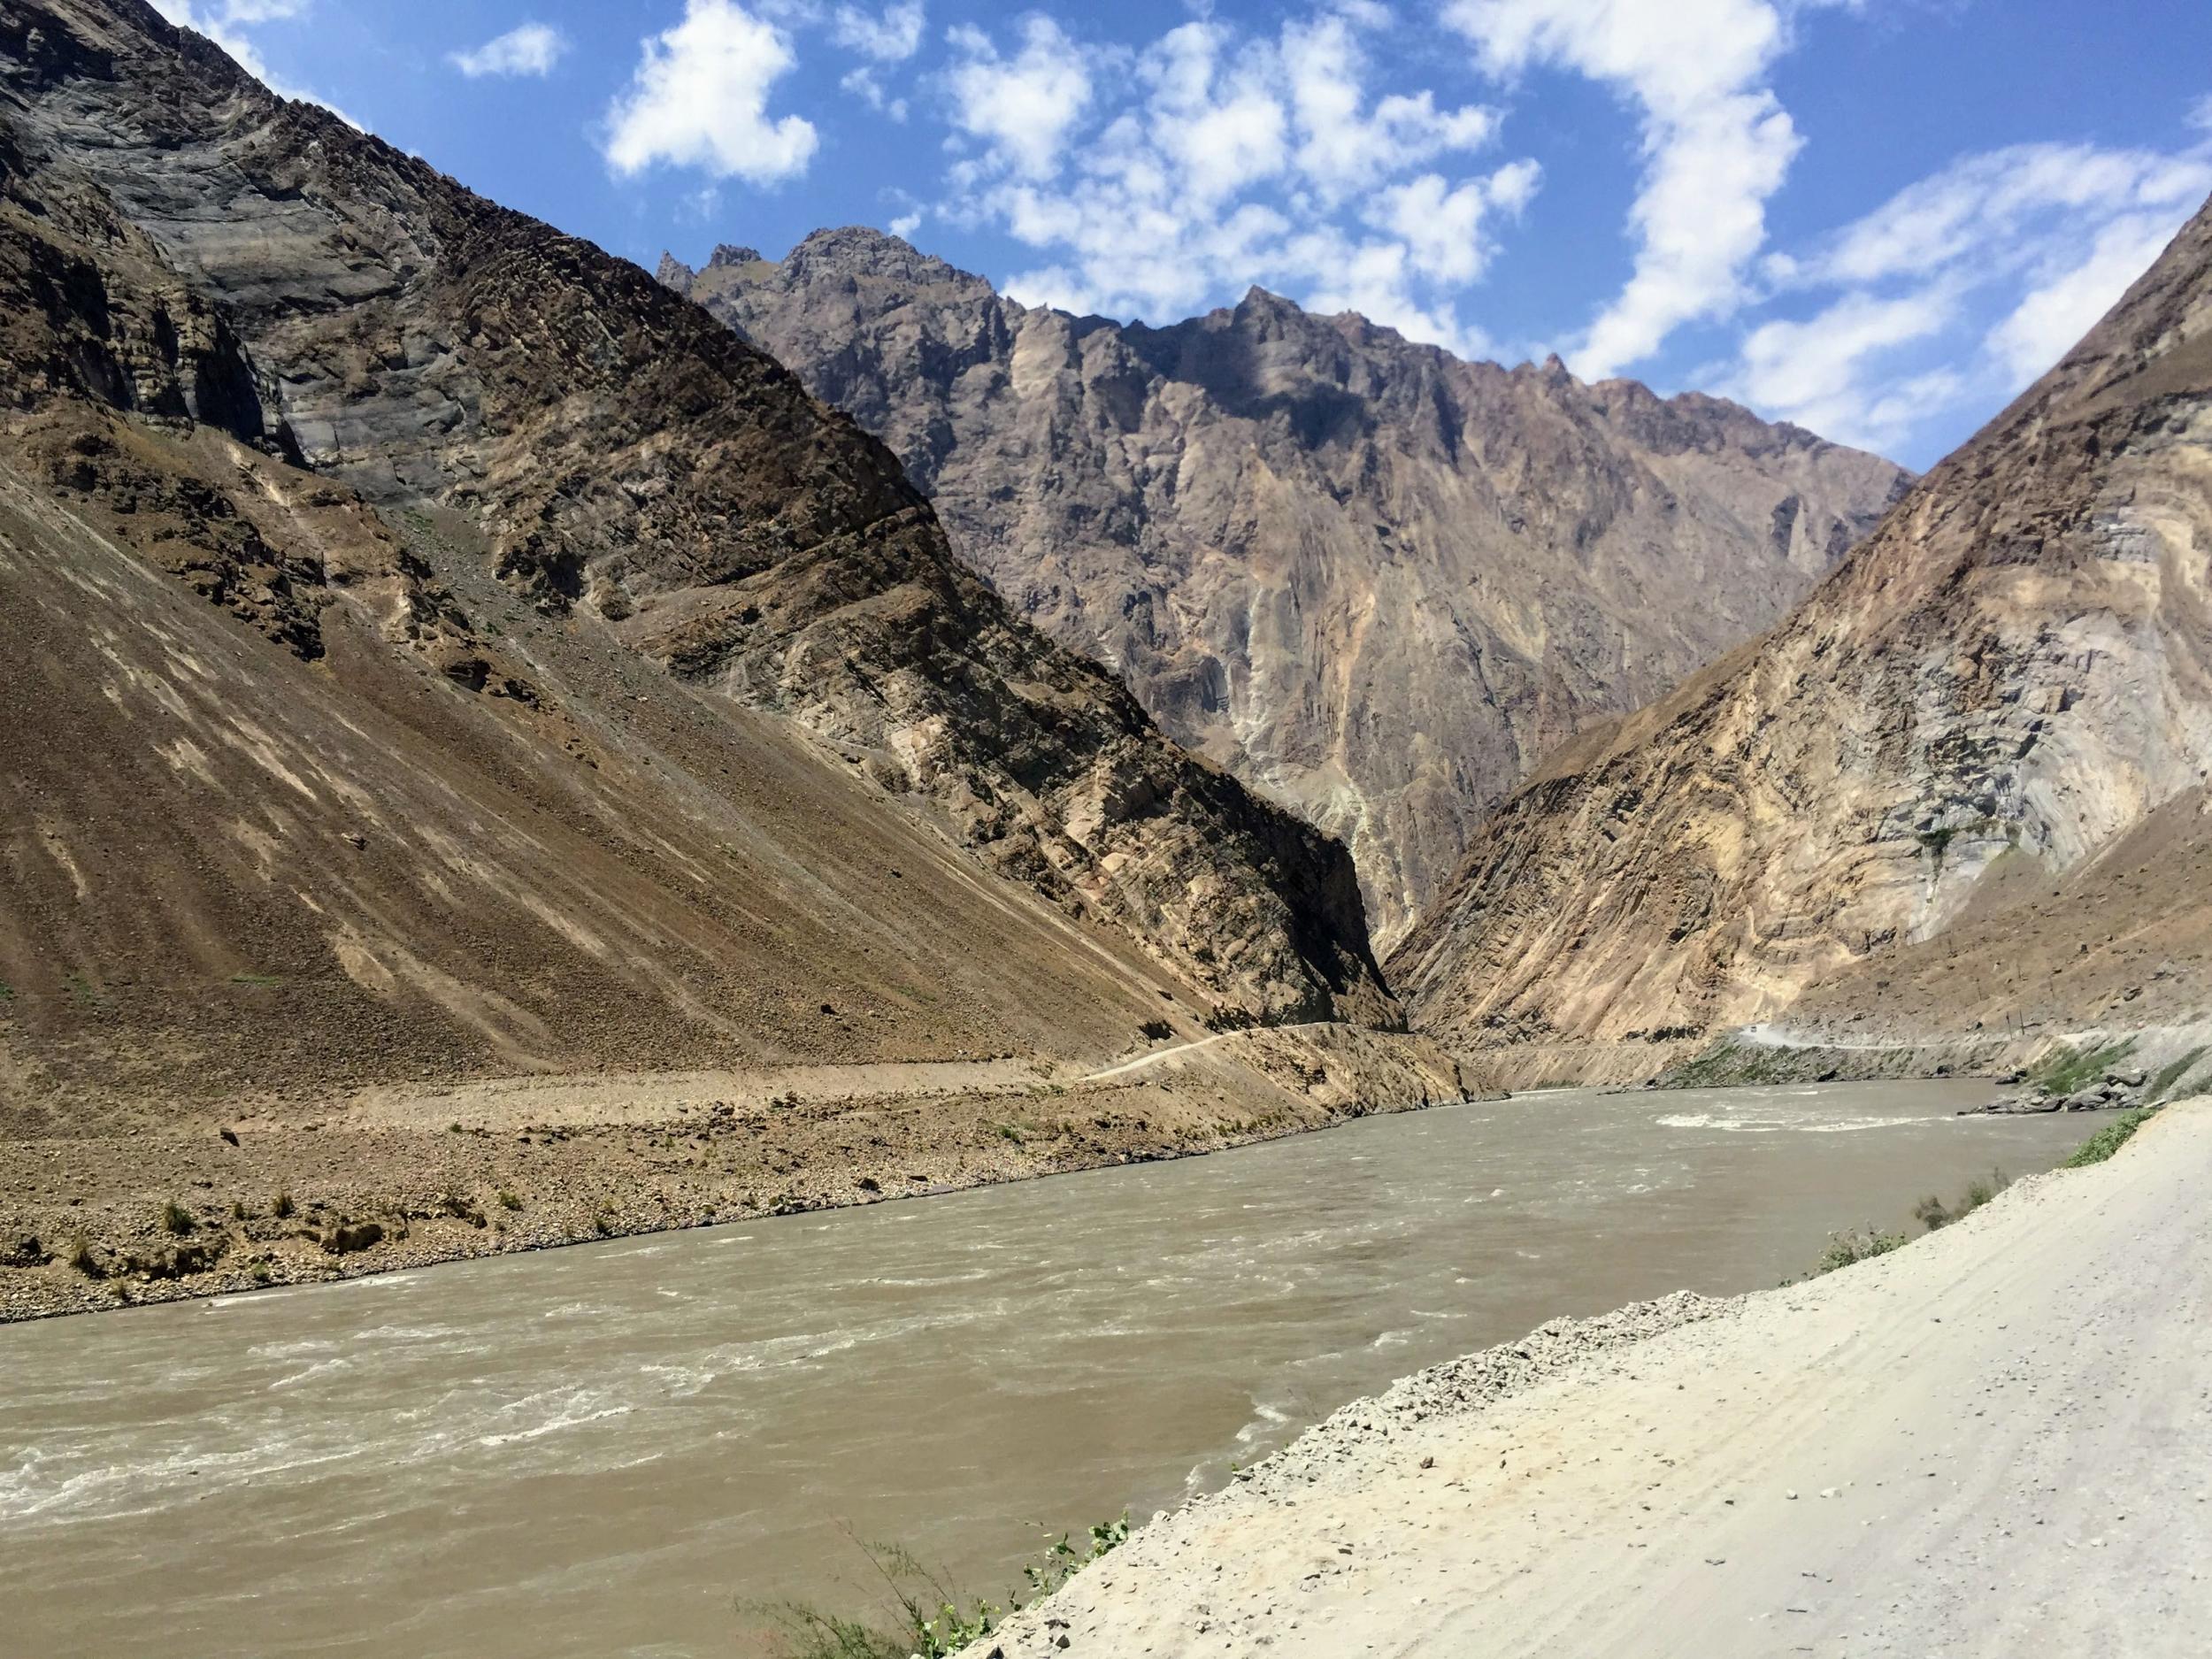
944, 16, 1094, 181
2190, 93, 2212, 134
1281, 12, 1494, 204
888, 209, 923, 239
1986, 211, 2186, 385
1731, 288, 1956, 449
449, 22, 566, 80
842, 65, 909, 119
1720, 137, 2212, 455
603, 0, 818, 184
1445, 0, 1801, 380
942, 9, 1527, 357
833, 1, 924, 62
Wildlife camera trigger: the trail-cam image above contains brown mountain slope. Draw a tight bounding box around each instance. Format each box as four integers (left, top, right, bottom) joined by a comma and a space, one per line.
0, 0, 1397, 1067
0, 1, 1479, 1312
665, 230, 1908, 945
1391, 192, 2212, 1068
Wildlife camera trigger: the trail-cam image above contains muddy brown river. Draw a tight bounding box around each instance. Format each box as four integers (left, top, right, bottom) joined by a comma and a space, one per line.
1, 1081, 2093, 1656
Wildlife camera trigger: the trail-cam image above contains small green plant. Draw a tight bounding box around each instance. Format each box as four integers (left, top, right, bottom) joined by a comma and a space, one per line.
1808, 1225, 1907, 1277
497, 1188, 522, 1211
271, 1190, 296, 1219
65, 1232, 101, 1278
0, 979, 14, 1002
751, 1516, 1131, 1659
159, 1198, 195, 1236
231, 1200, 249, 1221
1912, 1168, 2011, 1232
593, 1206, 615, 1235
2064, 1107, 2156, 1168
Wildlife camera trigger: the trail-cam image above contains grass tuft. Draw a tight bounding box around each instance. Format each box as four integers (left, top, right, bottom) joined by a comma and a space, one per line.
158, 1198, 195, 1236
749, 1516, 1130, 1659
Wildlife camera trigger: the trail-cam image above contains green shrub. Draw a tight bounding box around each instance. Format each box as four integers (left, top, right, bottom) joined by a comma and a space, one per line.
753, 1516, 1131, 1659
272, 1190, 296, 1219
2064, 1108, 2156, 1168
1912, 1168, 2011, 1232
159, 1198, 195, 1236
1811, 1226, 1907, 1276
497, 1189, 522, 1211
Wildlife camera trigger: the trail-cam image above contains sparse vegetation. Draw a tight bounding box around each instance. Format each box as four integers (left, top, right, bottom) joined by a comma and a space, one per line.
271, 1190, 296, 1219
1795, 1225, 1908, 1281
2028, 1037, 2139, 1098
158, 1198, 195, 1236
1912, 1168, 2010, 1232
228, 972, 283, 987
65, 1232, 101, 1278
2064, 1108, 2157, 1168
750, 1516, 1131, 1659
497, 1188, 522, 1211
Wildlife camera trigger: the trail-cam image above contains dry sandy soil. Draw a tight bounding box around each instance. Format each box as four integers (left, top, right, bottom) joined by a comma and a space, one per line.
982, 1101, 2210, 1658
0, 1021, 1458, 1321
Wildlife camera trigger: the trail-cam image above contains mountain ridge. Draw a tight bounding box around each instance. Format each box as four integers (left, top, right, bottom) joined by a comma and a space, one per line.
664, 226, 1910, 944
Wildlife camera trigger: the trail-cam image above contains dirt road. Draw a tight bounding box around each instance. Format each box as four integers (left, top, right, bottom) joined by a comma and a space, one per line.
984, 1102, 2211, 1657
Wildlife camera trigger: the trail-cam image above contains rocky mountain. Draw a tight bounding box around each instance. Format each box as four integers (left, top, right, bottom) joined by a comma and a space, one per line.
0, 0, 1405, 1123
1391, 192, 2212, 1073
664, 230, 1909, 945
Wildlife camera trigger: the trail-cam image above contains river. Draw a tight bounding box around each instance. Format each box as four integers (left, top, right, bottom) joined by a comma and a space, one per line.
0, 1080, 2091, 1656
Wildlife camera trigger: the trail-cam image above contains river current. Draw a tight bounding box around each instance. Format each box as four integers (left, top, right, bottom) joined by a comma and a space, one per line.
1, 1080, 2090, 1655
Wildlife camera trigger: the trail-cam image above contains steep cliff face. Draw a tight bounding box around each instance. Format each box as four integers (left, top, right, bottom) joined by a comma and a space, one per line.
0, 0, 1398, 1098
1392, 194, 2212, 1061
669, 229, 1908, 945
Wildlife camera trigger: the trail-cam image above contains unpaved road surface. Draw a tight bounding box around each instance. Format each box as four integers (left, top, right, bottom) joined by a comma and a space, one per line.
985, 1102, 2212, 1657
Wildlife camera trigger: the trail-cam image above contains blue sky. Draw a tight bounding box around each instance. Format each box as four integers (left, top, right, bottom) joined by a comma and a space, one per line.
155, 0, 2212, 467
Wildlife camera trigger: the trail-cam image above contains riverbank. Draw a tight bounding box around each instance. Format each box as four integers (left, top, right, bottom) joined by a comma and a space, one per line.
0, 1024, 1458, 1322
981, 1099, 2209, 1657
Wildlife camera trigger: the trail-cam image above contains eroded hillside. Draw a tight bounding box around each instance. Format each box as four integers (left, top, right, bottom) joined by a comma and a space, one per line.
1393, 193, 2212, 1071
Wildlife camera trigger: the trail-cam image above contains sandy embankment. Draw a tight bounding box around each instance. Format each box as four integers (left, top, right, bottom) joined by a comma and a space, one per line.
985, 1101, 2212, 1657
0, 1022, 1458, 1322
